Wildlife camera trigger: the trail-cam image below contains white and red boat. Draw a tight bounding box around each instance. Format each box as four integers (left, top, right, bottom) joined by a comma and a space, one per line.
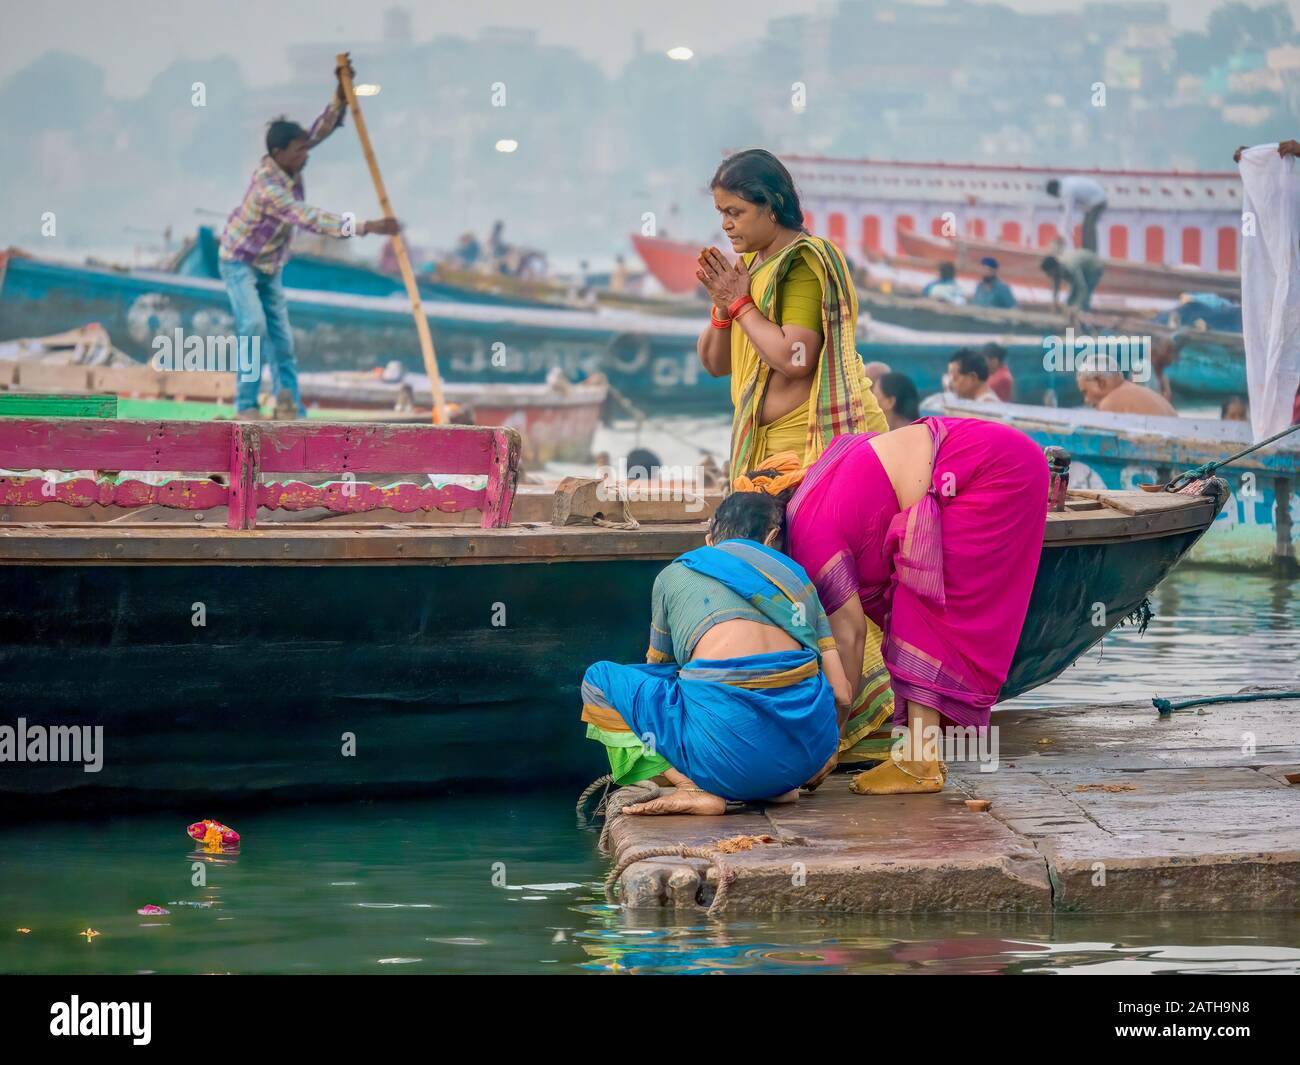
890, 228, 1239, 301
632, 156, 1244, 302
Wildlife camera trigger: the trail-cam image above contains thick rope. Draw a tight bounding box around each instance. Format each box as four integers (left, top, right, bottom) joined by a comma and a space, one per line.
1153, 690, 1300, 716
574, 774, 613, 819
595, 781, 663, 853
1165, 421, 1300, 492
603, 844, 736, 917
591, 482, 640, 531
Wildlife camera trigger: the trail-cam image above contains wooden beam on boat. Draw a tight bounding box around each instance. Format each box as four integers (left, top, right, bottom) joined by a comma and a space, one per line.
0, 522, 707, 565
551, 476, 718, 526
0, 490, 1218, 564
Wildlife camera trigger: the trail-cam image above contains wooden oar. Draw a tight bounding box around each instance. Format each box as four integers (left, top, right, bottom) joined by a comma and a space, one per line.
335, 52, 447, 425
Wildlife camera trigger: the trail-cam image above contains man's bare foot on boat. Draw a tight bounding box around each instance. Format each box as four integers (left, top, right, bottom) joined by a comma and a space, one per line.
624, 788, 727, 815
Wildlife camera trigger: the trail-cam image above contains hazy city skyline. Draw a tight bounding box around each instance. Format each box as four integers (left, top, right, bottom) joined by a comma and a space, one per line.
2, 0, 1278, 95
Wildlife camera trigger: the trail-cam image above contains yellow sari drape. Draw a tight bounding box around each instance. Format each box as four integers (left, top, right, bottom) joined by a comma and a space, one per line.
727, 235, 894, 761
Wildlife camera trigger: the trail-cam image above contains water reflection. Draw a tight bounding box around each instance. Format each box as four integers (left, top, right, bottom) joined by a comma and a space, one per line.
1, 568, 1296, 975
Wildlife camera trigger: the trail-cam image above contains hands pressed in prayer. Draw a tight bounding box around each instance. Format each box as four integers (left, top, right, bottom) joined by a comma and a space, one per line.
697, 246, 751, 311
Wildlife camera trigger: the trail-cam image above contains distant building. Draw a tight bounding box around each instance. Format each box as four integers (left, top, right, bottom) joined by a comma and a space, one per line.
788, 156, 1243, 272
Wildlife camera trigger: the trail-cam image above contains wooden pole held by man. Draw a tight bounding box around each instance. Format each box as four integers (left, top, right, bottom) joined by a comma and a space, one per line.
335, 51, 447, 425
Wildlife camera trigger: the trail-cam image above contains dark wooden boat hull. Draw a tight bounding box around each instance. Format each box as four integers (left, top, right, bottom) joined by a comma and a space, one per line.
0, 498, 1217, 807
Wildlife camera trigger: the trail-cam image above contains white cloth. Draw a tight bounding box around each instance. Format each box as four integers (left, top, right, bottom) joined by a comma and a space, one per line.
1060, 175, 1107, 211
1238, 144, 1300, 441
1058, 175, 1107, 244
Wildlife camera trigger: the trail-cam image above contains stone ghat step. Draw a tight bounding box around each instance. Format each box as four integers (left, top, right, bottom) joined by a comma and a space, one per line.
603, 692, 1300, 915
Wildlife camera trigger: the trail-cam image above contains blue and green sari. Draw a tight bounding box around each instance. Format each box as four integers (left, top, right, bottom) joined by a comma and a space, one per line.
580, 539, 838, 801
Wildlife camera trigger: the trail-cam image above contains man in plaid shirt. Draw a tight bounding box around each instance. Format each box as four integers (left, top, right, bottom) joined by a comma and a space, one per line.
219, 58, 399, 418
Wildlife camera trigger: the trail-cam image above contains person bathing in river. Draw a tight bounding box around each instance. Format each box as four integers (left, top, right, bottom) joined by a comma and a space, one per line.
713, 418, 1048, 794
693, 148, 896, 764
580, 501, 851, 815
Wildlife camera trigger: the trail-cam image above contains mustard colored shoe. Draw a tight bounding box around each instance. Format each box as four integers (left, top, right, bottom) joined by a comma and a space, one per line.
849, 757, 947, 795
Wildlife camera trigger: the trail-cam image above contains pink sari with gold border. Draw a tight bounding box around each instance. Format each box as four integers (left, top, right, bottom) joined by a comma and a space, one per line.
787, 417, 1048, 729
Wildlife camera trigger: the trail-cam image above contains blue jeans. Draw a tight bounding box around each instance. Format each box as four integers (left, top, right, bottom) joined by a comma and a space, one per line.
218, 258, 305, 414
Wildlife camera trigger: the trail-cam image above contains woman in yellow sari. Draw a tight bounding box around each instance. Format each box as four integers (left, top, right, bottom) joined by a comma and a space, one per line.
693, 147, 895, 763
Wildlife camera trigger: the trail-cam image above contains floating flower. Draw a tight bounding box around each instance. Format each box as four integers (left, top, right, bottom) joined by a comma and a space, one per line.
79, 928, 100, 940
136, 905, 170, 916
187, 819, 240, 851
16, 928, 31, 934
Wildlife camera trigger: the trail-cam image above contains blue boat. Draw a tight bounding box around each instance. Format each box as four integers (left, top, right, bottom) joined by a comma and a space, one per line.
924, 395, 1299, 572
859, 287, 1246, 402
5, 249, 1095, 419
0, 251, 723, 413
173, 226, 542, 306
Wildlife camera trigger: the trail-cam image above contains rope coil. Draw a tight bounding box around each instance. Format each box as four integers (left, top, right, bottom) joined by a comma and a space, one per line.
603, 844, 737, 917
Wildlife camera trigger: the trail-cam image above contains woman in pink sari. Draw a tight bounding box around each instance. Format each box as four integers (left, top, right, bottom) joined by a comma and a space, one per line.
708, 416, 1047, 794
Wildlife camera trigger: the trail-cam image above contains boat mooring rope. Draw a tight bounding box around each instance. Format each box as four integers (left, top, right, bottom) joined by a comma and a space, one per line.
592, 487, 640, 530
1165, 420, 1300, 492
1152, 691, 1300, 716
603, 844, 736, 917
575, 774, 614, 818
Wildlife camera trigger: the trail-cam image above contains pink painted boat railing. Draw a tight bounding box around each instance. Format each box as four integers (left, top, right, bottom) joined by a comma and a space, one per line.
0, 419, 521, 529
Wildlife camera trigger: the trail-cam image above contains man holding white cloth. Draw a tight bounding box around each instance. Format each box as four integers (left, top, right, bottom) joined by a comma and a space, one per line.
1235, 141, 1300, 441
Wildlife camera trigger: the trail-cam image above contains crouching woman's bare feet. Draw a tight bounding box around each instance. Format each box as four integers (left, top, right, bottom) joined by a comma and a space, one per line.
801, 750, 839, 792
624, 786, 726, 816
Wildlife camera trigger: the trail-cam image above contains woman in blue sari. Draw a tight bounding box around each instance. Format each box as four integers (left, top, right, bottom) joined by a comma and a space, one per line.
581, 490, 851, 816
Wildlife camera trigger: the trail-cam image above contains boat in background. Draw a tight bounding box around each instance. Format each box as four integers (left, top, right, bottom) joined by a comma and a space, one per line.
171, 226, 535, 306
922, 394, 1298, 572
296, 368, 605, 466
785, 155, 1244, 277
857, 318, 1083, 406
176, 227, 704, 318
896, 228, 1240, 302
0, 326, 605, 467
0, 249, 717, 413
0, 414, 1226, 805
628, 234, 703, 296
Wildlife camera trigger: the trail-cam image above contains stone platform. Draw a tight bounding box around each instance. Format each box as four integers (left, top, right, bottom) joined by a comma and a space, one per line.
605, 691, 1300, 914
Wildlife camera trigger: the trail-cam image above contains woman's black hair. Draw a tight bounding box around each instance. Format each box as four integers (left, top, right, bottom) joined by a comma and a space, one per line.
708, 471, 798, 550
877, 371, 920, 422
710, 149, 805, 231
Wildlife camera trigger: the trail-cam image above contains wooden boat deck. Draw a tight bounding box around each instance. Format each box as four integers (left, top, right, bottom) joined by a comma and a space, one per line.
0, 489, 1221, 563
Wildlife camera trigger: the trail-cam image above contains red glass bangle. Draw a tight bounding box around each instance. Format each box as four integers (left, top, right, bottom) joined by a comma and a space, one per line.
710, 306, 732, 328
728, 294, 755, 319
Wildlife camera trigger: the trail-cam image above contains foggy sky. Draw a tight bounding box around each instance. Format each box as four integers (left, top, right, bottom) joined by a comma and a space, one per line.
1, 0, 1269, 98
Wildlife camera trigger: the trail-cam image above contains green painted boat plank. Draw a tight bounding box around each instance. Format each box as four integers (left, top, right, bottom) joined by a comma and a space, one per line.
0, 392, 118, 418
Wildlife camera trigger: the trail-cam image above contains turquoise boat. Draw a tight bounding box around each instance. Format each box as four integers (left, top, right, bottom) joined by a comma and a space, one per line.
924, 395, 1298, 572
172, 226, 541, 306
859, 288, 1246, 401
1, 248, 1088, 417
0, 250, 718, 412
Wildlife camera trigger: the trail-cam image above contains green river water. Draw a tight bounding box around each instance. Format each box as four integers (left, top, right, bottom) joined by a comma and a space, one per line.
2, 566, 1297, 975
